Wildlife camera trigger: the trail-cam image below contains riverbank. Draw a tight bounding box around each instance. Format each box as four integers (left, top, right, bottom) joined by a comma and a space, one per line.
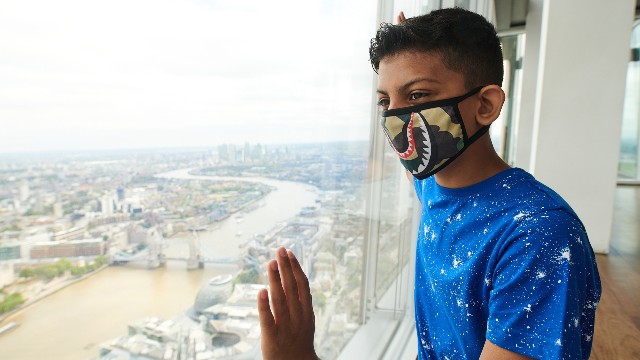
0, 265, 108, 326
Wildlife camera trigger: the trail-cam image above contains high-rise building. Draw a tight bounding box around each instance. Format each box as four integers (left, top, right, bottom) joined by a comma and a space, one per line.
53, 202, 63, 218
228, 144, 237, 162
244, 142, 252, 163
116, 187, 125, 202
217, 144, 229, 162
12, 198, 20, 213
252, 143, 264, 161
19, 181, 29, 202
101, 195, 113, 215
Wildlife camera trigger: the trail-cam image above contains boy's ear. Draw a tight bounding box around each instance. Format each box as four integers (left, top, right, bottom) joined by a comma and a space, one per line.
476, 85, 505, 126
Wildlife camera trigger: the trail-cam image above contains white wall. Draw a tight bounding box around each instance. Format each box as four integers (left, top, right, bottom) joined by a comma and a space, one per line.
517, 0, 636, 253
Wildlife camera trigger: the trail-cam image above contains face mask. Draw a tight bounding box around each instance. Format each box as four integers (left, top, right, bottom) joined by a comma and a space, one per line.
380, 87, 489, 180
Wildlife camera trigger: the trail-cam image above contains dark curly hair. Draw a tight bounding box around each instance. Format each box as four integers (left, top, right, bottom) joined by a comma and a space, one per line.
369, 7, 503, 89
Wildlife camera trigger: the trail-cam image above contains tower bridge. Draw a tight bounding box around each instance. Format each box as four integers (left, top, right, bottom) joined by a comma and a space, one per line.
111, 233, 239, 270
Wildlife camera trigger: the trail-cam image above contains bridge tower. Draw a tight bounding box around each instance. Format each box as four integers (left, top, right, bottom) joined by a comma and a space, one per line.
187, 233, 202, 270
147, 234, 166, 269
147, 240, 161, 269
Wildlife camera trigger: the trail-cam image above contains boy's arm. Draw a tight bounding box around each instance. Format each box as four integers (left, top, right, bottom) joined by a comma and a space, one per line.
257, 247, 319, 360
479, 340, 535, 360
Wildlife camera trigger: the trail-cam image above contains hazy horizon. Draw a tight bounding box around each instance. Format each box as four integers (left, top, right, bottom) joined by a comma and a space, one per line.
0, 140, 371, 161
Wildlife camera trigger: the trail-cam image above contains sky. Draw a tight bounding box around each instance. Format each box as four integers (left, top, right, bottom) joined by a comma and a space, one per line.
0, 0, 378, 153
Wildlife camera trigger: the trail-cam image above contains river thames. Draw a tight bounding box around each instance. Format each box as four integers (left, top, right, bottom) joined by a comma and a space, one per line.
0, 168, 318, 360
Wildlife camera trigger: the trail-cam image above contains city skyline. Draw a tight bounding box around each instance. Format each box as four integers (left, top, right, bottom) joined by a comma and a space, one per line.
0, 139, 369, 158
0, 0, 376, 153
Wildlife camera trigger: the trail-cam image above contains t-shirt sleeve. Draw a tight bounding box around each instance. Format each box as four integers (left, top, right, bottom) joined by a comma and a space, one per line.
486, 210, 601, 359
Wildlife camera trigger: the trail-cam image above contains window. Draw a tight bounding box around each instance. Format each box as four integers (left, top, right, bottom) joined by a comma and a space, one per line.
618, 21, 640, 182
493, 33, 525, 165
0, 1, 415, 359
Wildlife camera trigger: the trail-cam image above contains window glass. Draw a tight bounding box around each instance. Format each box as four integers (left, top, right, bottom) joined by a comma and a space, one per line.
362, 138, 415, 314
618, 22, 640, 181
495, 33, 526, 164
0, 1, 385, 359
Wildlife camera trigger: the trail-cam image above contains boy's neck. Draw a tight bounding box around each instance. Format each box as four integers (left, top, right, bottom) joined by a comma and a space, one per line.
433, 136, 510, 189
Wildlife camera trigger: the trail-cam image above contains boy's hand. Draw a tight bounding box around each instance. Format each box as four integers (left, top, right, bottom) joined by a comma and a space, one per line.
396, 11, 406, 24
257, 247, 319, 360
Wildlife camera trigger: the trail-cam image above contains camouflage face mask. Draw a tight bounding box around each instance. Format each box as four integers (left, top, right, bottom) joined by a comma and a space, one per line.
380, 87, 489, 180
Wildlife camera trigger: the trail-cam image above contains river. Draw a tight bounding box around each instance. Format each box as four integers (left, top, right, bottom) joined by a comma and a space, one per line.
0, 168, 318, 360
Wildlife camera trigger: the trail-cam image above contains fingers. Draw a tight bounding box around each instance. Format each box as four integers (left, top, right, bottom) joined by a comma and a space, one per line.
287, 250, 313, 314
276, 247, 302, 322
396, 11, 406, 24
267, 258, 290, 324
257, 288, 276, 337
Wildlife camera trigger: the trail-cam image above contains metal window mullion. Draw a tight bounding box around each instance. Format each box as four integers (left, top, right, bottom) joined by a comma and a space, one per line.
361, 145, 384, 324
360, 0, 396, 325
636, 60, 640, 181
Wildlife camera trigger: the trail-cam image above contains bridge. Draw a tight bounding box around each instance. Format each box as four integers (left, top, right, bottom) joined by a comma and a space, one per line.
111, 232, 239, 270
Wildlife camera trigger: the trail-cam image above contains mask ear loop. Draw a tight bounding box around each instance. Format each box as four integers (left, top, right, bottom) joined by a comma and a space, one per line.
464, 85, 489, 143
452, 86, 487, 144
466, 125, 490, 144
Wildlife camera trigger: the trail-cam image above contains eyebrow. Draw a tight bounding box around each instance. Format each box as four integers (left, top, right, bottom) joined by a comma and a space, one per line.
377, 77, 441, 95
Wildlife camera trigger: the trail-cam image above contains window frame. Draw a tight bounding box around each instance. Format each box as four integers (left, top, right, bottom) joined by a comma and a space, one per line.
339, 1, 421, 358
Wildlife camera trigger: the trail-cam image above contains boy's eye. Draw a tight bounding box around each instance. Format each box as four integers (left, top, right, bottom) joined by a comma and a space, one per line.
377, 98, 390, 109
409, 92, 429, 101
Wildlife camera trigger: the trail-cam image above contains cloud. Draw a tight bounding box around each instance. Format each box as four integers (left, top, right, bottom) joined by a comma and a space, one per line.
0, 0, 376, 152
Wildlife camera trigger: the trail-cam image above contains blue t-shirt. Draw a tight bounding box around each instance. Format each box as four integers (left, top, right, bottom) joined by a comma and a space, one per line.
413, 168, 601, 360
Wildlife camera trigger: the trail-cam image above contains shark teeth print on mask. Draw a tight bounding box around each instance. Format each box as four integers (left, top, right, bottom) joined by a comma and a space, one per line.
382, 111, 432, 175
395, 112, 430, 161
411, 120, 432, 175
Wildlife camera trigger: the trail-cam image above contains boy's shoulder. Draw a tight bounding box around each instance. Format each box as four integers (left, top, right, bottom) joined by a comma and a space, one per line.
415, 167, 582, 228
499, 168, 577, 215
504, 169, 582, 232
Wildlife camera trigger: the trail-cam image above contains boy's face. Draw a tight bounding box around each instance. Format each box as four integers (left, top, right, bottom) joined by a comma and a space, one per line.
376, 50, 481, 134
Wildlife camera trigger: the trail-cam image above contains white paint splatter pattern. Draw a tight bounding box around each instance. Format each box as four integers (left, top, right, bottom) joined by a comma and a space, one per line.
555, 247, 572, 264
452, 256, 461, 269
413, 168, 601, 360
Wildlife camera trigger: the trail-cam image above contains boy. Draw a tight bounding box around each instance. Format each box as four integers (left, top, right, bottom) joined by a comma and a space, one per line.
257, 8, 601, 360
